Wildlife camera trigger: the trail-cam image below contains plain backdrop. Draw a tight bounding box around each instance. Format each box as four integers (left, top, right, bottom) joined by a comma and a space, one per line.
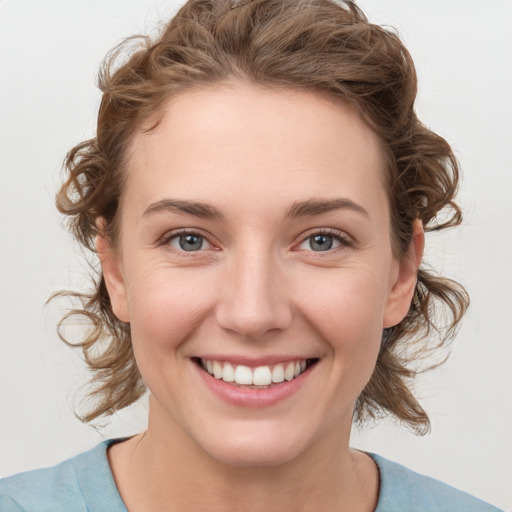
1, 1, 511, 510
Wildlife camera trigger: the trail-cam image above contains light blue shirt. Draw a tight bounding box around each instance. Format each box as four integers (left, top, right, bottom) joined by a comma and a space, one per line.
0, 440, 503, 511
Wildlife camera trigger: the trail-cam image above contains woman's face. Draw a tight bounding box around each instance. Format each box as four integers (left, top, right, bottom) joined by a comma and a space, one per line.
102, 82, 418, 466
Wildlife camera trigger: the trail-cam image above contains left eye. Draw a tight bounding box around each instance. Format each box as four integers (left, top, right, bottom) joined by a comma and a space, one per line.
168, 233, 212, 252
298, 233, 344, 252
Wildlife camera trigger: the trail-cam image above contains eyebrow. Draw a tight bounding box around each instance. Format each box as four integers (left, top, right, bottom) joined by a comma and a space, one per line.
284, 198, 369, 218
143, 199, 224, 219
142, 197, 368, 220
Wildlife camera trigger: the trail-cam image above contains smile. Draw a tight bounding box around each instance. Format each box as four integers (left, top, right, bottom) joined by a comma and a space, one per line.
197, 358, 318, 387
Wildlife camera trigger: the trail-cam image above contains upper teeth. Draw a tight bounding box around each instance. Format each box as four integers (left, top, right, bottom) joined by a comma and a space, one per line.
201, 359, 308, 386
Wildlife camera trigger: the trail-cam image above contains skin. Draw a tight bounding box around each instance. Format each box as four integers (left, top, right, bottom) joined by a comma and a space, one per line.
99, 81, 424, 512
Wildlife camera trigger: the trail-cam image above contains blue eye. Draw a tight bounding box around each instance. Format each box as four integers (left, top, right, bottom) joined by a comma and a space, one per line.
168, 233, 212, 252
179, 234, 203, 251
297, 231, 346, 252
309, 234, 334, 251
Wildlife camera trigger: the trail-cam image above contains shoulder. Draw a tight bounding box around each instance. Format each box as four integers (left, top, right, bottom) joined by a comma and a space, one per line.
0, 451, 87, 512
370, 453, 503, 512
0, 440, 127, 512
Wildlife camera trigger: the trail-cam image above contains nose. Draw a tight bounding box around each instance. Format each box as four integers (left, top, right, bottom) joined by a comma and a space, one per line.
215, 248, 293, 340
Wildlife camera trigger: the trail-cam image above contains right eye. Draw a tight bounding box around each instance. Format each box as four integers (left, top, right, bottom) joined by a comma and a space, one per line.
166, 232, 213, 252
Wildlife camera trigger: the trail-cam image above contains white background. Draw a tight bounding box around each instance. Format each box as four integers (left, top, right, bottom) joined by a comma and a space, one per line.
0, 1, 511, 510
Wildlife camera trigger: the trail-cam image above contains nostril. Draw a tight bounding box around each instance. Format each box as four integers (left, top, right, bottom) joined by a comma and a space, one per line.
215, 301, 293, 340
214, 266, 293, 339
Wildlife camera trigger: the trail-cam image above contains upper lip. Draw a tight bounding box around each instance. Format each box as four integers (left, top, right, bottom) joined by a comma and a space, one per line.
194, 355, 319, 366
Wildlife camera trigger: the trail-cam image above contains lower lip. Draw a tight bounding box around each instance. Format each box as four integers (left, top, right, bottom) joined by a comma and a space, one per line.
195, 362, 314, 408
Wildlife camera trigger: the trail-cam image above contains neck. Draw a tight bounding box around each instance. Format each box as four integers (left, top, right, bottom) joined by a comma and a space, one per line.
108, 401, 378, 512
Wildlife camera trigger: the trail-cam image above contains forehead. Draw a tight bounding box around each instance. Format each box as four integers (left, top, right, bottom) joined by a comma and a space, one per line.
124, 82, 388, 220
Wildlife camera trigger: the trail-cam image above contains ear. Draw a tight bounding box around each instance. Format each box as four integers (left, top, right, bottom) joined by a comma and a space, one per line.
383, 220, 424, 328
96, 224, 130, 323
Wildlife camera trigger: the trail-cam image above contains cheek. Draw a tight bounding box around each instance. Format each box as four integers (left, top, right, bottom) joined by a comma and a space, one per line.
293, 265, 389, 391
125, 267, 216, 361
297, 266, 390, 342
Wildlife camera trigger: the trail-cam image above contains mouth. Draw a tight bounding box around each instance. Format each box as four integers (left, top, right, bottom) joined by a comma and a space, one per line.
193, 357, 319, 388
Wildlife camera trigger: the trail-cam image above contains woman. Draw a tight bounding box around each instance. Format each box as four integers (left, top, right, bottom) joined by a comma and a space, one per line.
0, 0, 505, 510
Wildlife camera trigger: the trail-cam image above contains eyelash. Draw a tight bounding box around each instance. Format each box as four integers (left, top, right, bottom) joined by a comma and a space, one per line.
294, 228, 354, 253
158, 228, 353, 254
159, 229, 215, 254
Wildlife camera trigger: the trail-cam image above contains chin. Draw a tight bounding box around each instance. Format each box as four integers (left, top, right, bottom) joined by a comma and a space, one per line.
208, 441, 306, 468
191, 422, 319, 468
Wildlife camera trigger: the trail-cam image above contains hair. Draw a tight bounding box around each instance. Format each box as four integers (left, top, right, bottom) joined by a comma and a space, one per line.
55, 0, 469, 432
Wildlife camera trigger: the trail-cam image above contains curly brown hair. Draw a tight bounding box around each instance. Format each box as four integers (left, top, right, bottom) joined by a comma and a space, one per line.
55, 0, 468, 432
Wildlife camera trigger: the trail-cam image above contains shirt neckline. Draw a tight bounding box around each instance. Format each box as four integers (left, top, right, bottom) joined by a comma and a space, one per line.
91, 439, 384, 512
